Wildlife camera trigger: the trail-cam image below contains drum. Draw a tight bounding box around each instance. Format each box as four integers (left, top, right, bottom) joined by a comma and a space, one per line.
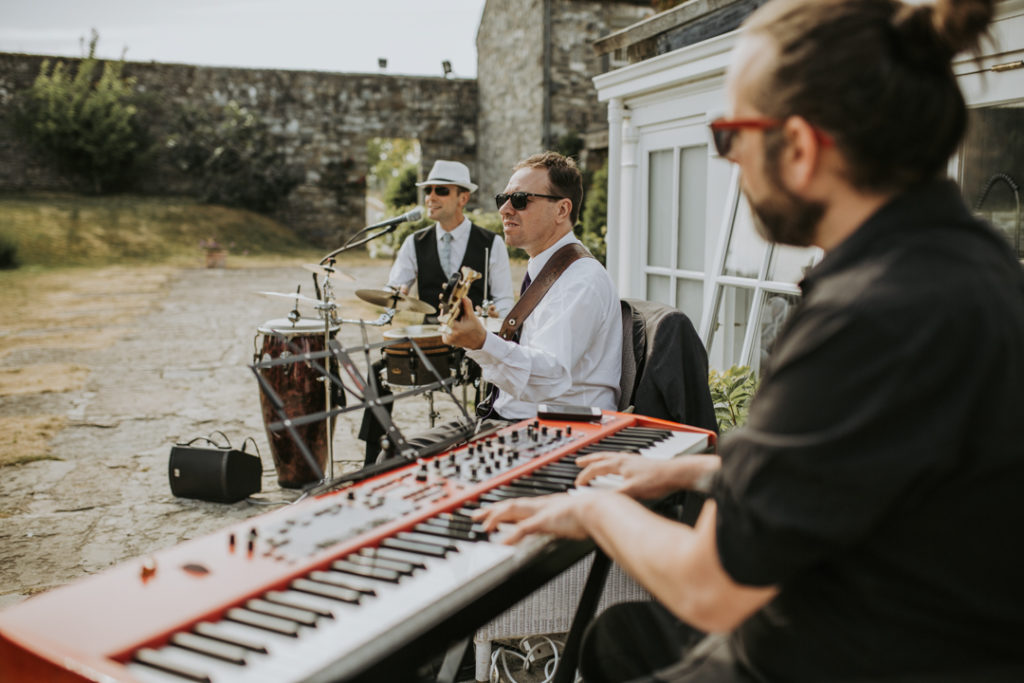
254, 318, 339, 488
382, 324, 461, 386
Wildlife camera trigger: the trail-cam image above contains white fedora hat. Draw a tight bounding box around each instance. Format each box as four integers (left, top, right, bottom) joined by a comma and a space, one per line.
415, 160, 478, 193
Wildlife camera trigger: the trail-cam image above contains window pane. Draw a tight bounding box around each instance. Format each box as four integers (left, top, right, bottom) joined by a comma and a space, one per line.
959, 102, 1024, 258
753, 292, 800, 373
647, 274, 671, 307
767, 244, 820, 284
647, 150, 674, 268
677, 145, 707, 271
708, 284, 753, 369
675, 278, 703, 326
723, 195, 767, 278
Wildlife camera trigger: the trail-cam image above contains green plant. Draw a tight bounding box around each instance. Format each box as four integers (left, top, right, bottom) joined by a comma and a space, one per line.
0, 233, 19, 270
384, 164, 419, 209
708, 365, 759, 434
12, 30, 148, 193
164, 101, 301, 213
578, 158, 608, 264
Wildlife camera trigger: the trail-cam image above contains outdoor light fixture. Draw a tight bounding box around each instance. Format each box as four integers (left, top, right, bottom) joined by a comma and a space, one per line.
442, 60, 452, 77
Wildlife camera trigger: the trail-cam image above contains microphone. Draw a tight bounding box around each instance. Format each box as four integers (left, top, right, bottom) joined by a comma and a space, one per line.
365, 207, 422, 230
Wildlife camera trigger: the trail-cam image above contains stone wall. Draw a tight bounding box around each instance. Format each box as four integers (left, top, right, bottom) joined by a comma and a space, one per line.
476, 0, 652, 202
0, 53, 478, 246
476, 0, 547, 203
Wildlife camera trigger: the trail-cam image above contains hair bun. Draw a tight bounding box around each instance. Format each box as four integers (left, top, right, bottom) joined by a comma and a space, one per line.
893, 0, 994, 57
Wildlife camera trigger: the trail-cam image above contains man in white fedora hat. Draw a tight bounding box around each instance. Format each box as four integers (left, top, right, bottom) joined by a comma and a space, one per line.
387, 159, 514, 321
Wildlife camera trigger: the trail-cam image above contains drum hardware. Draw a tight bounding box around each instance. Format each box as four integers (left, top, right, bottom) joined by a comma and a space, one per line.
355, 287, 437, 315
257, 290, 336, 311
301, 262, 355, 282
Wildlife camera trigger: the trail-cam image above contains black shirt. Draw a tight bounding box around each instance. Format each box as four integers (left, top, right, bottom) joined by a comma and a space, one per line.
713, 180, 1024, 680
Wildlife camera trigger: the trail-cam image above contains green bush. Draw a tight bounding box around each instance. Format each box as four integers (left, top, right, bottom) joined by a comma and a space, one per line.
0, 233, 19, 270
383, 164, 419, 209
578, 158, 608, 264
11, 30, 148, 193
708, 365, 759, 434
164, 101, 302, 213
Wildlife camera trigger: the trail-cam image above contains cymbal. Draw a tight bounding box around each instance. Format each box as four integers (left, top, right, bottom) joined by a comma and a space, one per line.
355, 288, 436, 315
256, 291, 334, 308
301, 263, 355, 282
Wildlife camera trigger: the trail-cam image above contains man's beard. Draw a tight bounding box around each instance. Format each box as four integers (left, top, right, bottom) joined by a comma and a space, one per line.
745, 138, 824, 248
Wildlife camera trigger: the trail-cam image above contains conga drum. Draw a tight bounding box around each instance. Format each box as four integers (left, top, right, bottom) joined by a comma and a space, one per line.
254, 318, 339, 488
382, 324, 461, 386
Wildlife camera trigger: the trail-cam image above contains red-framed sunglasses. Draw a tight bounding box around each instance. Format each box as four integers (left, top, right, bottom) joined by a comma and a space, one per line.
709, 117, 834, 157
709, 117, 783, 157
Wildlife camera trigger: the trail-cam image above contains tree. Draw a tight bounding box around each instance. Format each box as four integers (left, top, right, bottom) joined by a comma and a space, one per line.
14, 30, 147, 193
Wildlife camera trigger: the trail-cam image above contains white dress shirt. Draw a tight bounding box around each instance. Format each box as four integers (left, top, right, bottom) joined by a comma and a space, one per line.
466, 232, 622, 420
387, 218, 515, 317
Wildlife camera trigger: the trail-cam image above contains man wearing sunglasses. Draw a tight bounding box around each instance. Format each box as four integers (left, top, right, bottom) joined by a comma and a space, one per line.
386, 159, 514, 321
442, 151, 622, 420
474, 0, 1024, 681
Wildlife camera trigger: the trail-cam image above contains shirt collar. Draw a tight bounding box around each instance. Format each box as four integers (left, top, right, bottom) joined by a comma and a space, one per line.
526, 230, 579, 281
800, 179, 974, 296
435, 217, 471, 242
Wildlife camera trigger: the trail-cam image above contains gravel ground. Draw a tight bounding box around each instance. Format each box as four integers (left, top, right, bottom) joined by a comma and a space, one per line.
0, 259, 478, 607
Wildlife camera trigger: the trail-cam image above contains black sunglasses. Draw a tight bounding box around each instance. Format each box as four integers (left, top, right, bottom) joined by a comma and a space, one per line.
423, 185, 452, 197
495, 191, 567, 211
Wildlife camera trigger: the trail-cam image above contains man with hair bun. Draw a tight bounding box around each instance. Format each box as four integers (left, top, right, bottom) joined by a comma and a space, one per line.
474, 1, 1024, 681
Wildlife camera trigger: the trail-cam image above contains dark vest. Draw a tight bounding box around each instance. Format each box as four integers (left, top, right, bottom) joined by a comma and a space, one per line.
413, 223, 493, 313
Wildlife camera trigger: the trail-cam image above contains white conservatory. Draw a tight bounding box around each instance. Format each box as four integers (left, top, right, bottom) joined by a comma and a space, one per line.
594, 0, 1024, 373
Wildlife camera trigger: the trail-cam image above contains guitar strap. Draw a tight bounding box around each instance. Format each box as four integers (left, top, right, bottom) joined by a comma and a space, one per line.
498, 242, 594, 342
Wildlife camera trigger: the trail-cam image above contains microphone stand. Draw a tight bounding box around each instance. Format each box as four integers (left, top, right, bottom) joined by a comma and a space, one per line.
319, 223, 401, 265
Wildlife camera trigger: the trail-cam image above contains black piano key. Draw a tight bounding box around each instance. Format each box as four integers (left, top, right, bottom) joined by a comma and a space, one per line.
498, 483, 556, 497
133, 647, 212, 682
594, 436, 651, 446
193, 622, 268, 653
539, 463, 581, 474
479, 491, 515, 503
577, 443, 640, 454
437, 511, 474, 524
331, 559, 402, 583
526, 471, 577, 485
245, 598, 319, 627
415, 521, 488, 542
224, 608, 301, 637
170, 632, 248, 666
264, 590, 336, 618
520, 475, 577, 491
381, 536, 449, 558
514, 477, 567, 492
308, 570, 378, 595
422, 515, 486, 534
460, 499, 481, 509
359, 545, 428, 569
291, 577, 362, 604
344, 552, 416, 575
395, 530, 459, 552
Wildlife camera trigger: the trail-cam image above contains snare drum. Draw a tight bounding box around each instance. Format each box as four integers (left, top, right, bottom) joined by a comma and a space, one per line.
254, 318, 339, 488
382, 324, 461, 386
